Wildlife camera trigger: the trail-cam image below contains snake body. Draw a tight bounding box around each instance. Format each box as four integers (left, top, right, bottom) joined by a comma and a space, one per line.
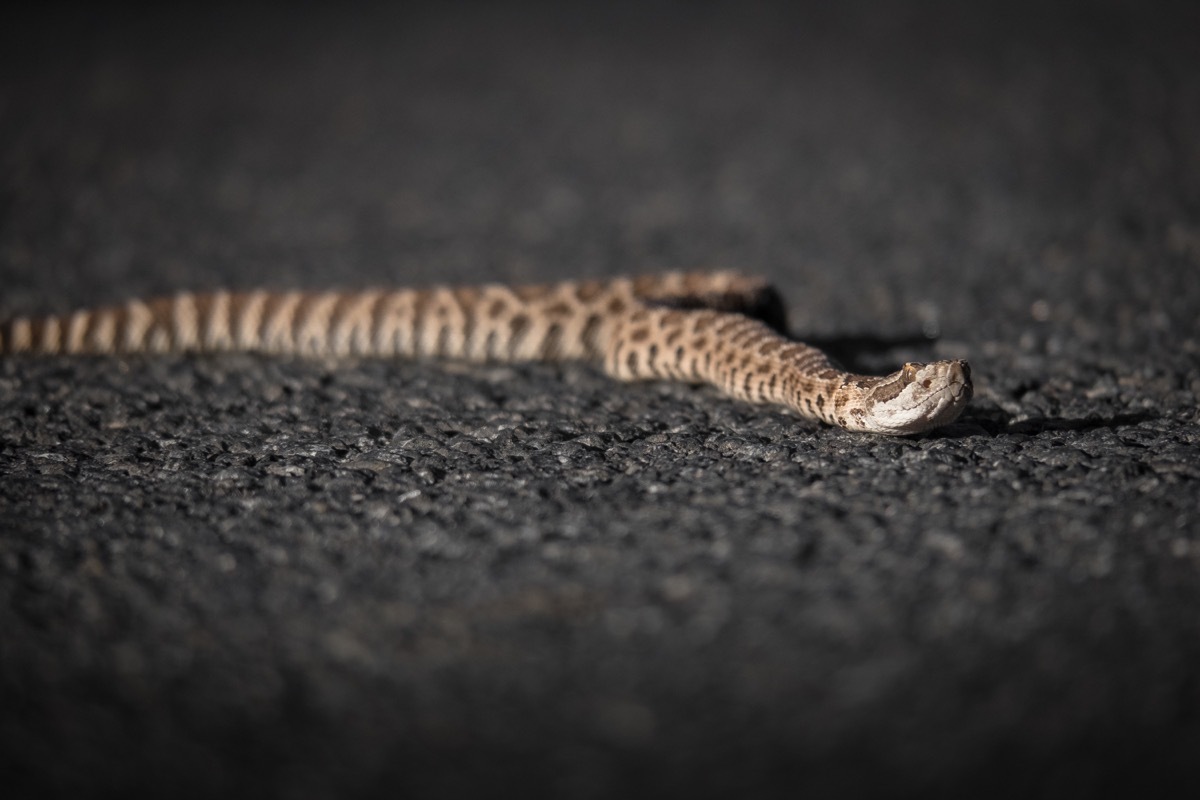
0, 271, 972, 434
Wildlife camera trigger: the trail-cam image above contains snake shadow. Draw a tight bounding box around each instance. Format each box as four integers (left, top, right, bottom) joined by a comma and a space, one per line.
952, 407, 1158, 437
803, 331, 937, 372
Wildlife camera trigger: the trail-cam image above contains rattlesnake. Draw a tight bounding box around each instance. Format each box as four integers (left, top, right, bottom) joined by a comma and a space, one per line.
0, 271, 972, 434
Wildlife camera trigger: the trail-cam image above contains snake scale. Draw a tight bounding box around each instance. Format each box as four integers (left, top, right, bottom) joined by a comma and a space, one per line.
0, 271, 972, 434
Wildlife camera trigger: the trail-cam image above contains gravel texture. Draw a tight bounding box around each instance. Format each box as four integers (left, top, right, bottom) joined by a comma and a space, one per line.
2, 2, 1199, 798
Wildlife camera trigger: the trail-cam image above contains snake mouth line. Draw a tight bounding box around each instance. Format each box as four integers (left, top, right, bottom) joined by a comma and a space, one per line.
896, 378, 970, 414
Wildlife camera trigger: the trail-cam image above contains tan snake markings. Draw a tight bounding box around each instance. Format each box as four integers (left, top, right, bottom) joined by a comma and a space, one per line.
0, 272, 972, 434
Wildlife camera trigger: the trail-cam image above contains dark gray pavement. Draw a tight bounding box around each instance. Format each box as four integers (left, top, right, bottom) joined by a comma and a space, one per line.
2, 2, 1199, 797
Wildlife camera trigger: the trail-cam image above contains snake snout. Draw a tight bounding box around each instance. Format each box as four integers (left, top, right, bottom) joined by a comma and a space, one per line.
952, 360, 973, 401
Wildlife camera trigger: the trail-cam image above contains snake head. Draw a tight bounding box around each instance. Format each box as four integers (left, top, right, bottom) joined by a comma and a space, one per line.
859, 359, 973, 435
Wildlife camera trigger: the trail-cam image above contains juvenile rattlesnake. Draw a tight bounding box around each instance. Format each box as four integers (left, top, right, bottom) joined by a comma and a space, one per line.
0, 271, 972, 434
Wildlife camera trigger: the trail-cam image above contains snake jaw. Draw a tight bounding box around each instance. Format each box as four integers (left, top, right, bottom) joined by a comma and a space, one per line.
861, 359, 973, 435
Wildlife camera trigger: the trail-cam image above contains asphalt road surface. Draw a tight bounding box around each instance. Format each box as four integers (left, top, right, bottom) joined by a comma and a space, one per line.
2, 2, 1198, 797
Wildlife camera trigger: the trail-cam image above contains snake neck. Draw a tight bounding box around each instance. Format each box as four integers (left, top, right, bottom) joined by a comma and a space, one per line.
603, 307, 972, 434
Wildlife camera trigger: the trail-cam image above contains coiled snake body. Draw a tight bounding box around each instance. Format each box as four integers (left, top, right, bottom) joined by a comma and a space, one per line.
0, 271, 972, 434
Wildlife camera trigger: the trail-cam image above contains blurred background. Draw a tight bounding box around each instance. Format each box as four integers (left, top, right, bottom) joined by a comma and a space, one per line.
2, 1, 1199, 798
3, 1, 1196, 348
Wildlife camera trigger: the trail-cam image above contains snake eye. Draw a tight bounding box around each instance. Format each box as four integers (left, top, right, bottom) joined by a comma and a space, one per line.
901, 362, 923, 384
